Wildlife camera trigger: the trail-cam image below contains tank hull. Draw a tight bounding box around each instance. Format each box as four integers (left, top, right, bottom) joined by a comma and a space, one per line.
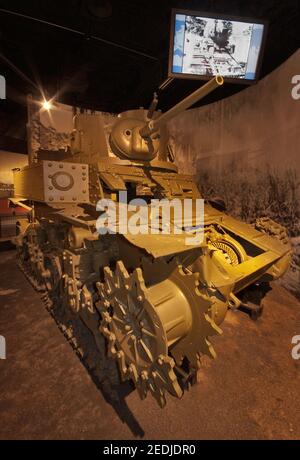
13, 157, 291, 407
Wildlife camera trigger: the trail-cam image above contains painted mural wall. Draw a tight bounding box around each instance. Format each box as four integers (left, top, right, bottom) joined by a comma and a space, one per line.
27, 100, 116, 160
168, 50, 300, 238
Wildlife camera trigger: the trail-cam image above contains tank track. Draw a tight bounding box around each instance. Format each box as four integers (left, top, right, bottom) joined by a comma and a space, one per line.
17, 245, 122, 404
16, 229, 219, 407
254, 217, 289, 244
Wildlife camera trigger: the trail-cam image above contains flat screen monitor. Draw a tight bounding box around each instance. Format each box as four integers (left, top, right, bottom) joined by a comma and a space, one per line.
169, 9, 267, 83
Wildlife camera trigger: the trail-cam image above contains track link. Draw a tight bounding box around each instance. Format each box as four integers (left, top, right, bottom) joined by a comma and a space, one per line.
17, 253, 121, 404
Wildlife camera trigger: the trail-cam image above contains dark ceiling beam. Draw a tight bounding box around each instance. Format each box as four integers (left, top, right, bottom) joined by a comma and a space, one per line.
0, 8, 158, 62
0, 52, 40, 93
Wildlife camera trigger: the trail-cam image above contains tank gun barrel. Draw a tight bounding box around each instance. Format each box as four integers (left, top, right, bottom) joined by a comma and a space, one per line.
140, 75, 224, 138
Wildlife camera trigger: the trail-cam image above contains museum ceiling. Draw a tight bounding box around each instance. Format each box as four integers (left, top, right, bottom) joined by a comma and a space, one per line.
0, 0, 299, 150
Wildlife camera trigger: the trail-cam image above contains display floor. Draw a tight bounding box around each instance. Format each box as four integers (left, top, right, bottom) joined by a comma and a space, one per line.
0, 248, 299, 440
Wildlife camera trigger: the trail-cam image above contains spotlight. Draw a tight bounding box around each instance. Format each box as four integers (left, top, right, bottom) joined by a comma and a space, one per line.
42, 100, 52, 110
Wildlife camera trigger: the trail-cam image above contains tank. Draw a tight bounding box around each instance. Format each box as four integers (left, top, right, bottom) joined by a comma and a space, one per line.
12, 76, 291, 408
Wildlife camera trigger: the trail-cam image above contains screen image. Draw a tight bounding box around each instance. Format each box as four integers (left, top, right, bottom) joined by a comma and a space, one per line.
170, 11, 266, 82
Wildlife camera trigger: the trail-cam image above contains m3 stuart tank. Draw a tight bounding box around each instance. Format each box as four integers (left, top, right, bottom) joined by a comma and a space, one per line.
12, 76, 291, 407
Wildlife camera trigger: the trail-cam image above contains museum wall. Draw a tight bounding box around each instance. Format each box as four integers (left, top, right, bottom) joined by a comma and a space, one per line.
24, 49, 300, 243
168, 49, 300, 240
27, 101, 115, 159
4, 52, 297, 290
0, 151, 28, 197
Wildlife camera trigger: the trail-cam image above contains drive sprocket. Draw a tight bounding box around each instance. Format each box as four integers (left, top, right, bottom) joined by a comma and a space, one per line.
97, 260, 221, 407
97, 261, 182, 407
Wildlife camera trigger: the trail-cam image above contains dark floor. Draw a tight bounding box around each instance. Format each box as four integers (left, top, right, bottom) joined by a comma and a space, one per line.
0, 249, 299, 440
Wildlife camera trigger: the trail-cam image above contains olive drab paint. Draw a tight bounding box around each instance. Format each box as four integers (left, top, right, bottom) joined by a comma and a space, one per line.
12, 76, 292, 408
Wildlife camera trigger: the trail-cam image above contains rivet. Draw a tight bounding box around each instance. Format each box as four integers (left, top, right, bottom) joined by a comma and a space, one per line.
49, 196, 53, 201
72, 165, 76, 169
59, 164, 63, 168
72, 197, 77, 201
48, 186, 53, 190
48, 163, 52, 167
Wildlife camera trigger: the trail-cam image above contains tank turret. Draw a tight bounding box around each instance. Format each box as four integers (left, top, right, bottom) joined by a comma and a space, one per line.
110, 75, 224, 161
